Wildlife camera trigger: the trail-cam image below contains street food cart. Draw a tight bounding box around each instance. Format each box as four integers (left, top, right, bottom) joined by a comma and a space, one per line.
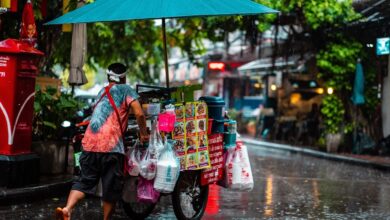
46, 1, 276, 219
120, 84, 239, 220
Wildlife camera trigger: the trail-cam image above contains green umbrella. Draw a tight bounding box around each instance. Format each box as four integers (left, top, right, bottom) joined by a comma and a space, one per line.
46, 0, 278, 88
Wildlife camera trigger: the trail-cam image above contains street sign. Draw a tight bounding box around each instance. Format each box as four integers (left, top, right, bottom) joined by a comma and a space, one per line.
376, 37, 390, 55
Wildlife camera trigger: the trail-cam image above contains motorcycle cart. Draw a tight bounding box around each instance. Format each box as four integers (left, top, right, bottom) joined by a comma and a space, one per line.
121, 84, 211, 220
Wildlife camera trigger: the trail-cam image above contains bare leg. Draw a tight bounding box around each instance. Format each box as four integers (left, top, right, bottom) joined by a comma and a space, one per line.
62, 190, 86, 219
103, 201, 116, 220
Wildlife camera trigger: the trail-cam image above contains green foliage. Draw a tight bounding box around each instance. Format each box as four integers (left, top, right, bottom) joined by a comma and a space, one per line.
303, 0, 360, 29
256, 0, 359, 30
86, 21, 163, 83
33, 87, 82, 140
317, 40, 362, 92
0, 0, 361, 84
317, 40, 364, 135
362, 66, 380, 116
320, 95, 344, 134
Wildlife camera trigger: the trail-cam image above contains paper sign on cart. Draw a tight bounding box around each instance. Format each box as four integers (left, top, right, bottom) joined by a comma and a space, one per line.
201, 134, 224, 186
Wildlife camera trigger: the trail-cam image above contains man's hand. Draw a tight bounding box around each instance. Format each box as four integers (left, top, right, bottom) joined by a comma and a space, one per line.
131, 100, 149, 143
140, 134, 150, 143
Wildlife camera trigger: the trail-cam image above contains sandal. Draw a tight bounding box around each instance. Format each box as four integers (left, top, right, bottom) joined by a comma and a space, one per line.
55, 207, 69, 220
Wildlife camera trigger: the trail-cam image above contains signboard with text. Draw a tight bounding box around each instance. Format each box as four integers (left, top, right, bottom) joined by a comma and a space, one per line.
376, 37, 390, 55
201, 134, 224, 186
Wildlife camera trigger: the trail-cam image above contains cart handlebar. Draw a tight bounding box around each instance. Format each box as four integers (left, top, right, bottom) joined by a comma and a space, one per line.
136, 84, 177, 93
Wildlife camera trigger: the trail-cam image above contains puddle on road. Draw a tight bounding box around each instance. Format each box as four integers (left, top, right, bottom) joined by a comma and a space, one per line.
1, 144, 390, 219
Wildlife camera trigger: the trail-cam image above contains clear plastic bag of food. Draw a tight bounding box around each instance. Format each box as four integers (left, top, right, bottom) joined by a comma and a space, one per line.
149, 121, 164, 157
127, 141, 142, 176
139, 148, 157, 180
154, 139, 180, 193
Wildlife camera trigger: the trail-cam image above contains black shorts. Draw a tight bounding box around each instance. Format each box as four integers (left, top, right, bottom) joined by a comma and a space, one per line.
72, 151, 124, 203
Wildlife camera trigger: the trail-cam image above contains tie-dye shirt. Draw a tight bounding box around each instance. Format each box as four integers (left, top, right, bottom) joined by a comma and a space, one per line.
82, 84, 139, 154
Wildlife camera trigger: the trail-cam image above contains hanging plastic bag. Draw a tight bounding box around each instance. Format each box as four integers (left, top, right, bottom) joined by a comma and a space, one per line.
235, 141, 254, 191
158, 104, 176, 132
122, 176, 138, 203
139, 148, 157, 180
137, 177, 160, 204
154, 139, 180, 193
221, 147, 235, 188
224, 149, 242, 189
224, 141, 254, 191
149, 121, 164, 157
230, 150, 242, 189
127, 141, 141, 176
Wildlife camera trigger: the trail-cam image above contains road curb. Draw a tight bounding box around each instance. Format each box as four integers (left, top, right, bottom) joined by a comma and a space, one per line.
242, 138, 390, 171
0, 178, 73, 205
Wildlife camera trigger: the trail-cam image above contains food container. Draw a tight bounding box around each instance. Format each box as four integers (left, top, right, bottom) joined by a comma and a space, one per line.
212, 119, 226, 133
199, 96, 225, 120
224, 120, 237, 148
142, 103, 161, 115
226, 120, 237, 134
224, 132, 236, 149
154, 159, 179, 193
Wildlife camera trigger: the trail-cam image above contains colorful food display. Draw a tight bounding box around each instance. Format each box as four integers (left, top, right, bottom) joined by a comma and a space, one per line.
172, 101, 211, 170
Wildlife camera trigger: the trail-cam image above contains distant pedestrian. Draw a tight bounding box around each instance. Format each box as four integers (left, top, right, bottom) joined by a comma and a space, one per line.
55, 63, 148, 220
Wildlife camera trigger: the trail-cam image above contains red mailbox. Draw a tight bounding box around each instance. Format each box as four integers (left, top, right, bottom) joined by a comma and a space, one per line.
0, 39, 43, 155
0, 39, 43, 188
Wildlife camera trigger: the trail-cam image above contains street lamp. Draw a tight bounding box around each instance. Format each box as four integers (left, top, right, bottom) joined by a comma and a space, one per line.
316, 88, 324, 94
327, 87, 334, 95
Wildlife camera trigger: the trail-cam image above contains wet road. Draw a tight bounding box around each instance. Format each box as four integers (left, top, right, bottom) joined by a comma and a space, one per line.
1, 143, 390, 219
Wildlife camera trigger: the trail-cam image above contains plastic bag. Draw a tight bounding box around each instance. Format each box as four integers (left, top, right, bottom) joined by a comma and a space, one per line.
122, 176, 138, 203
224, 141, 254, 191
223, 147, 235, 188
158, 104, 176, 132
154, 139, 180, 193
236, 141, 254, 191
127, 141, 141, 176
149, 121, 164, 157
137, 177, 160, 203
139, 148, 157, 180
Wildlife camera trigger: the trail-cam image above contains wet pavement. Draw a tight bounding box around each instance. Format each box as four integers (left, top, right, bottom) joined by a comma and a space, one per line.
1, 143, 390, 219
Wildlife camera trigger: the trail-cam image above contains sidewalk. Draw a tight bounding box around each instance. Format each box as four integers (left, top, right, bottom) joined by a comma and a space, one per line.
242, 137, 390, 171
0, 174, 73, 205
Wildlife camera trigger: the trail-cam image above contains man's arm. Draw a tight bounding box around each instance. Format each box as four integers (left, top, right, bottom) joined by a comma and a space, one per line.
130, 100, 149, 143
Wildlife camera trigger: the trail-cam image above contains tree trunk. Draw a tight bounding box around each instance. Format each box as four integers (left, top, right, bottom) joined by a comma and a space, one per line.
382, 55, 390, 137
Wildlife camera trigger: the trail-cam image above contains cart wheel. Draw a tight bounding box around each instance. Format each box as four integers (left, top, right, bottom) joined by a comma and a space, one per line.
121, 177, 157, 220
171, 171, 209, 220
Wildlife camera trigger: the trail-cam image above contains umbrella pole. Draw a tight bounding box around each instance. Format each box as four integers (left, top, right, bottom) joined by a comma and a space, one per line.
162, 18, 170, 89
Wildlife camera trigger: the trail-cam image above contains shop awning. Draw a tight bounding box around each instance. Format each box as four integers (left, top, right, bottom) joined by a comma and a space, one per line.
351, 0, 390, 26
237, 55, 306, 77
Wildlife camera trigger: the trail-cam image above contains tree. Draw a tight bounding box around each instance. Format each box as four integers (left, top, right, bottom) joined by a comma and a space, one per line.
0, 0, 164, 83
